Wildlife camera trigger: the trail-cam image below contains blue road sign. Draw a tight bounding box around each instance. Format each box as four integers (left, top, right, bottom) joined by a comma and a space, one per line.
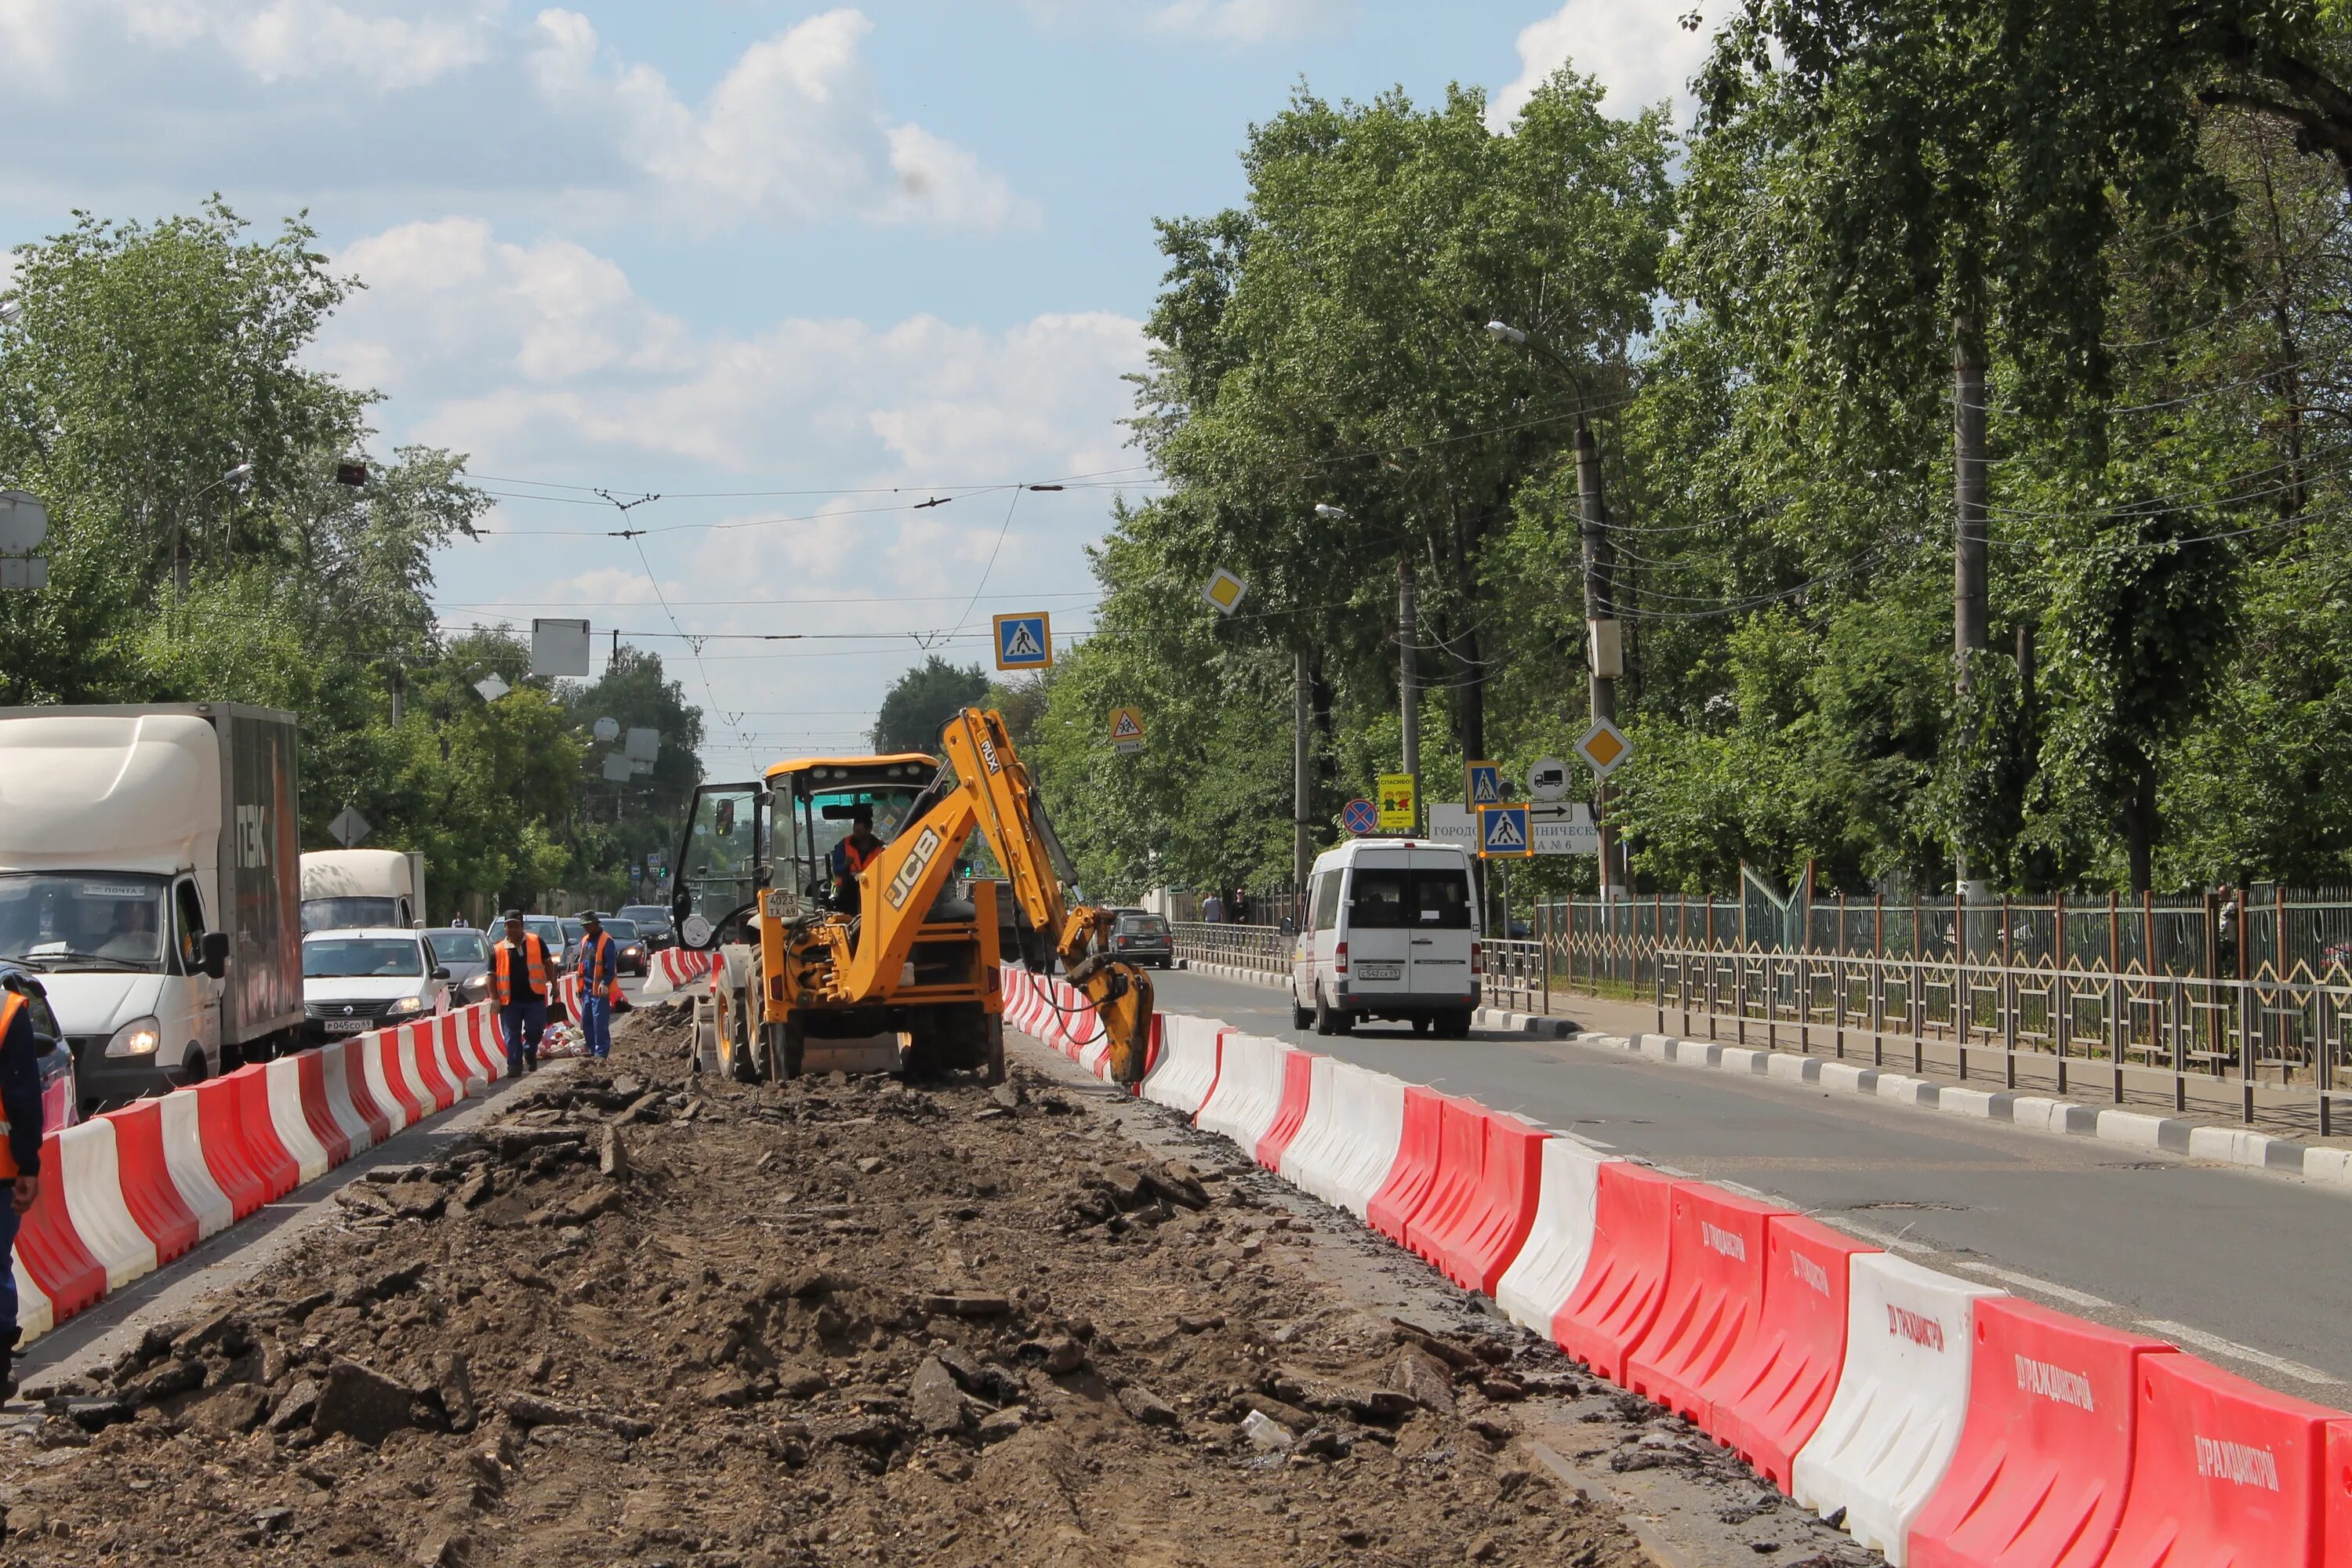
1467, 762, 1504, 806
1479, 804, 1531, 858
993, 612, 1053, 670
1341, 797, 1377, 836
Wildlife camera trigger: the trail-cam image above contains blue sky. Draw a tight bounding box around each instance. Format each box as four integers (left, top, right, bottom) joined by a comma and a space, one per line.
0, 1, 1708, 768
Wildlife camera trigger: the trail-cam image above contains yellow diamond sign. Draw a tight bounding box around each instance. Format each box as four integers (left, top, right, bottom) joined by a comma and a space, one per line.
1577, 718, 1632, 779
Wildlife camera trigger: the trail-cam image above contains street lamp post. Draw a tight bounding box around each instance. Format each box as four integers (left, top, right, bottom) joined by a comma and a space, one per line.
1316, 501, 1421, 831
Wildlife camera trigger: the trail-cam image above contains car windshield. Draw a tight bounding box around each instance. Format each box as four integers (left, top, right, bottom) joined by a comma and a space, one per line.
426, 930, 488, 964
305, 938, 423, 978
524, 919, 562, 946
0, 873, 172, 973
1116, 915, 1167, 935
561, 920, 585, 941
602, 920, 640, 942
618, 906, 669, 927
302, 896, 401, 934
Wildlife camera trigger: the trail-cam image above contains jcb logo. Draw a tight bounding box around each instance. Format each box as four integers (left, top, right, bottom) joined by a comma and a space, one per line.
885, 828, 942, 909
235, 804, 270, 869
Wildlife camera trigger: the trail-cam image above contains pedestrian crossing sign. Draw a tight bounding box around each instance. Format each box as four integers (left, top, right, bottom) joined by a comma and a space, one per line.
993, 612, 1053, 670
1466, 761, 1504, 806
1479, 804, 1531, 858
1109, 706, 1145, 754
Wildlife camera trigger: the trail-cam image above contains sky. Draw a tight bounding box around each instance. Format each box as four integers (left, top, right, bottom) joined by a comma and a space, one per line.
0, 0, 1711, 772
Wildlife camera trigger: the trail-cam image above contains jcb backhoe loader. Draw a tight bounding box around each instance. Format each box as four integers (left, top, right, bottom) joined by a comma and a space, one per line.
669, 707, 1153, 1084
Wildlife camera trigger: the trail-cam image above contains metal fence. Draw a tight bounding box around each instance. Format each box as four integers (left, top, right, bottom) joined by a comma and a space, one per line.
1169, 922, 1288, 978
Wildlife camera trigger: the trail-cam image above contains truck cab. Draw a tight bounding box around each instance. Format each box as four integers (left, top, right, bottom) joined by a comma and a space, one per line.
300, 848, 425, 933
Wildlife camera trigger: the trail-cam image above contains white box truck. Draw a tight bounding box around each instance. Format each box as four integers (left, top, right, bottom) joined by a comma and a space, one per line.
300, 848, 426, 932
0, 703, 303, 1104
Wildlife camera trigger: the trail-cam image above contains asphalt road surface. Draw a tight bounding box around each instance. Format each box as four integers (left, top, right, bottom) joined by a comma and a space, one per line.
1152, 967, 2352, 1397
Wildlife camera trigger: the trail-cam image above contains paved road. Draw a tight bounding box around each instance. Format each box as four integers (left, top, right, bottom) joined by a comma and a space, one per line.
1152, 967, 2352, 1396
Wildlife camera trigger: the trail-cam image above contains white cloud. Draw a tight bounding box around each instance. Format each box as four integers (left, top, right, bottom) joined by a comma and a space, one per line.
528, 7, 1031, 231
1018, 0, 1355, 42
1489, 1, 1713, 129
2, 0, 495, 92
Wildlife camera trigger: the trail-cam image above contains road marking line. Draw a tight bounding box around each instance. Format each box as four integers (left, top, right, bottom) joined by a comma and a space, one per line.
2136, 1319, 2345, 1386
1944, 1258, 2112, 1310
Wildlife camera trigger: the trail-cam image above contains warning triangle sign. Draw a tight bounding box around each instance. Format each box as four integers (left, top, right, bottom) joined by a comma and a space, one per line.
1004, 622, 1043, 659
1111, 710, 1142, 740
1485, 812, 1526, 850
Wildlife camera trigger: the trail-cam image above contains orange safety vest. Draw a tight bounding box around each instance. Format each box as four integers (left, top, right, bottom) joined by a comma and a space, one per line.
577, 931, 625, 1003
840, 835, 884, 876
492, 935, 551, 1006
0, 992, 23, 1180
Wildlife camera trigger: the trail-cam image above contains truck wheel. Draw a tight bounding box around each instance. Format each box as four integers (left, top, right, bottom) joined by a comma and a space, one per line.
180, 1048, 208, 1087
1435, 1008, 1473, 1039
1312, 991, 1351, 1037
1290, 994, 1313, 1031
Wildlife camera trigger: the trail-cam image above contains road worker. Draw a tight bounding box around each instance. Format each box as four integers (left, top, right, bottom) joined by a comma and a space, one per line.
573, 910, 623, 1061
0, 969, 46, 1398
831, 804, 887, 918
492, 909, 557, 1075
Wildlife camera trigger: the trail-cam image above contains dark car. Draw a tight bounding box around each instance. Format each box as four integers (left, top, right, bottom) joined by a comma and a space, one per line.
424, 927, 493, 1007
1, 961, 79, 1131
1109, 910, 1174, 968
602, 918, 651, 977
617, 904, 675, 950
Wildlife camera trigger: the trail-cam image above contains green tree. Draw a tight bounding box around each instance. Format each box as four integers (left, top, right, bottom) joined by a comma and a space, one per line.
872, 655, 989, 754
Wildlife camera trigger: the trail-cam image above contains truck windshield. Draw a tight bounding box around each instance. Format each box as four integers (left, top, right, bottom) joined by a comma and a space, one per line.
303, 896, 401, 934
304, 938, 423, 978
0, 873, 172, 972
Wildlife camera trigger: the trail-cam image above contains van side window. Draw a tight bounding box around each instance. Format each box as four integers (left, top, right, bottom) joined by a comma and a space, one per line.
174, 879, 209, 973
1347, 869, 1412, 928
1312, 873, 1343, 932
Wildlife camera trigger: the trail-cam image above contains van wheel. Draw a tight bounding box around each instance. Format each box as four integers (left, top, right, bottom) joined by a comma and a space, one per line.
1435, 1008, 1473, 1039
1290, 993, 1312, 1031
180, 1048, 208, 1087
1312, 991, 1352, 1037
1411, 1015, 1435, 1036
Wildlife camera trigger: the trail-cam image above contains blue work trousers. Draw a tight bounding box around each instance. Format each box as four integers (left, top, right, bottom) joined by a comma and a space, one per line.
499, 995, 549, 1075
0, 1198, 19, 1338
579, 992, 612, 1058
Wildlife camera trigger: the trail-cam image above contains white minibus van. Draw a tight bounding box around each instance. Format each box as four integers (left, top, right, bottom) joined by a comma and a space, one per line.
1289, 838, 1480, 1036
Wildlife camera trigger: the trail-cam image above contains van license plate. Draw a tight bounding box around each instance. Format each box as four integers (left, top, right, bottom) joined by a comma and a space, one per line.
1356, 962, 1402, 981
325, 1019, 370, 1033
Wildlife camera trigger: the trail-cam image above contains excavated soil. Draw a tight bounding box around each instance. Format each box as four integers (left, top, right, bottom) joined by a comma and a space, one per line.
0, 1004, 1673, 1568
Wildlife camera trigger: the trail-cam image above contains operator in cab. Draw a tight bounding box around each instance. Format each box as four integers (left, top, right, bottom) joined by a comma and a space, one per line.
831, 804, 887, 918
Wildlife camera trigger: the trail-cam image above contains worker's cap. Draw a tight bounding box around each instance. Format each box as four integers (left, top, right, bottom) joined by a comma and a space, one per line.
581, 911, 603, 927
501, 909, 524, 923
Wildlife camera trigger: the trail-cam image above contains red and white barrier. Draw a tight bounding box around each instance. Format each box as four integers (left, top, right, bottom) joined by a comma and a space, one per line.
1252, 1050, 1318, 1170
1139, 1012, 1223, 1116
641, 946, 718, 997
52, 1119, 158, 1291
1193, 1033, 1294, 1150
1554, 1160, 1676, 1383
1791, 1254, 2004, 1566
1627, 1185, 1787, 1423
154, 1090, 235, 1242
1709, 1214, 1877, 1490
1278, 1058, 1405, 1220
1494, 1135, 1614, 1334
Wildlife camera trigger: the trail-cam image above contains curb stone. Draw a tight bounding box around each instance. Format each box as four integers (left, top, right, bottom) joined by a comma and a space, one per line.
1163, 959, 1570, 1038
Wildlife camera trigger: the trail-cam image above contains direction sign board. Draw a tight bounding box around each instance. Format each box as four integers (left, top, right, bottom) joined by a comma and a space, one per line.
1341, 798, 1377, 836
1200, 568, 1249, 615
1479, 804, 1531, 858
1426, 803, 1476, 850
1377, 774, 1416, 832
1466, 761, 1504, 807
993, 612, 1053, 670
1577, 719, 1632, 779
1109, 706, 1145, 755
1530, 802, 1599, 855
530, 618, 590, 677
1527, 757, 1570, 802
0, 556, 46, 591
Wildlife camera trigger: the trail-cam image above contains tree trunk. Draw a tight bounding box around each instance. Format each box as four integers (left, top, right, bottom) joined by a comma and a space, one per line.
2124, 757, 2159, 895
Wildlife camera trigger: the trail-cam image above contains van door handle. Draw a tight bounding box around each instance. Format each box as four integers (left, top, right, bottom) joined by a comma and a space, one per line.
1410, 938, 1436, 946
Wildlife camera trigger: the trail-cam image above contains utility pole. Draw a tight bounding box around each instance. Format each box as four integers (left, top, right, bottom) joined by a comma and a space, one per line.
1294, 648, 1312, 911
1577, 417, 1625, 898
1953, 316, 1990, 895
1399, 552, 1421, 830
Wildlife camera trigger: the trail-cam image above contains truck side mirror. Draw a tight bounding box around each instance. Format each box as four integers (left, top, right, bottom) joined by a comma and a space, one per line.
1279, 916, 1298, 936
430, 966, 451, 981
201, 930, 230, 979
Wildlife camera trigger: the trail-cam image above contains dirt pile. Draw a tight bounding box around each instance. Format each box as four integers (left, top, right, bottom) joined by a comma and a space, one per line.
0, 1007, 1658, 1568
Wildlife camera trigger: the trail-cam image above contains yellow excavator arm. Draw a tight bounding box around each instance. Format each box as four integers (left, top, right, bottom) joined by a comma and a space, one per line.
813, 707, 1156, 1082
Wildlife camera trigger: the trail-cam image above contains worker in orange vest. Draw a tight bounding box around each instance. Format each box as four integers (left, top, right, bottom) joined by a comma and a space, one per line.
574, 911, 625, 1060
491, 910, 557, 1075
0, 969, 49, 1396
831, 804, 887, 916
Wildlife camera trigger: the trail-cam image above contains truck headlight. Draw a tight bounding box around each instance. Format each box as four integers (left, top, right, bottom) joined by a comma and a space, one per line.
386, 996, 426, 1015
105, 1017, 162, 1057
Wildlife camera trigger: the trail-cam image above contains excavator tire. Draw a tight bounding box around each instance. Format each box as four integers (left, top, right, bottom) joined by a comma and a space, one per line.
730, 996, 762, 1083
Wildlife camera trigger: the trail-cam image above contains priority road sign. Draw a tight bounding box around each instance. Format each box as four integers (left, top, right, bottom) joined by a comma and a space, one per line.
1200, 568, 1249, 615
1479, 804, 1530, 858
1341, 798, 1377, 836
1577, 718, 1632, 778
1466, 761, 1504, 807
1109, 706, 1145, 754
1377, 774, 1417, 831
993, 612, 1053, 670
328, 806, 372, 848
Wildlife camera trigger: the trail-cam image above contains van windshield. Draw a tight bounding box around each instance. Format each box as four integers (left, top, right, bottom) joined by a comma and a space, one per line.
0, 873, 172, 972
1348, 868, 1472, 930
303, 896, 401, 934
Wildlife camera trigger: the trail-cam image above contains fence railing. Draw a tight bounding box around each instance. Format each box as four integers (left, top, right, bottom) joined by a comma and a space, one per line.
1169, 922, 1289, 978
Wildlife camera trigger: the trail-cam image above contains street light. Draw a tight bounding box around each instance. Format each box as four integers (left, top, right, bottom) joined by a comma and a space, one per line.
0, 301, 20, 328
1484, 319, 1526, 346
1314, 502, 1348, 520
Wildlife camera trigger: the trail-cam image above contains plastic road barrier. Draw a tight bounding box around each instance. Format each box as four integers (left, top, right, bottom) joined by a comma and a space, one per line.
15, 1132, 107, 1319
366, 1030, 422, 1131
1791, 1253, 2004, 1566
1709, 1214, 1879, 1492
228, 1063, 300, 1201
1627, 1184, 1789, 1423
191, 1074, 270, 1220
2099, 1351, 2352, 1568
1366, 1086, 1450, 1245
1552, 1160, 1676, 1382
408, 1020, 456, 1112
1140, 1013, 1223, 1117
1494, 1136, 1617, 1336
101, 1100, 202, 1264
313, 1046, 374, 1160
13, 1258, 53, 1340
154, 1089, 234, 1241
53, 1118, 159, 1291
1254, 1049, 1318, 1170
1403, 1095, 1489, 1274
1906, 1299, 2175, 1568
336, 1037, 394, 1149
265, 1054, 336, 1182
1301, 1062, 1408, 1220
1194, 1033, 1293, 1150
1412, 1109, 1546, 1297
